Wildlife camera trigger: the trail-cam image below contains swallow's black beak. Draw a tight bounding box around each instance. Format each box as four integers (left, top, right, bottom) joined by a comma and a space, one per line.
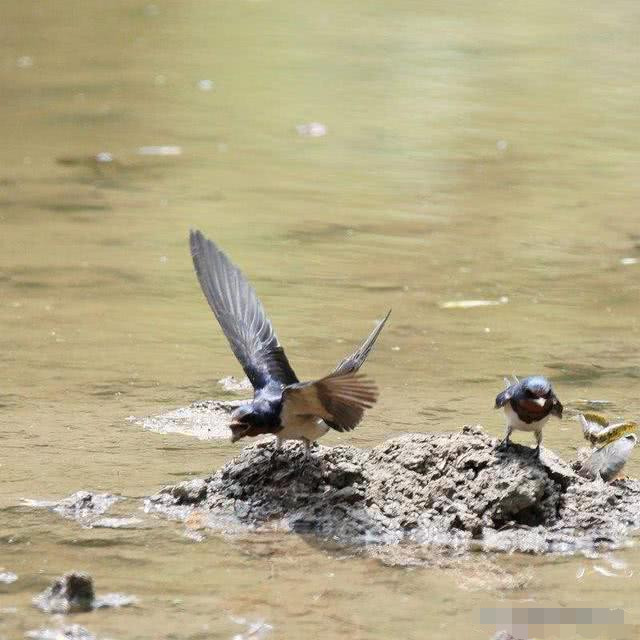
229, 420, 249, 443
550, 395, 563, 418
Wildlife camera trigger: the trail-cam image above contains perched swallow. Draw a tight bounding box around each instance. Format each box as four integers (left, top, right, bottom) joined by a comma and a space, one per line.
494, 375, 563, 456
189, 229, 390, 459
577, 412, 637, 482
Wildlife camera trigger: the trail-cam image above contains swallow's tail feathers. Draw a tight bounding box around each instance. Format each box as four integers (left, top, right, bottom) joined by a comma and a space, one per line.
282, 372, 378, 433
333, 310, 391, 376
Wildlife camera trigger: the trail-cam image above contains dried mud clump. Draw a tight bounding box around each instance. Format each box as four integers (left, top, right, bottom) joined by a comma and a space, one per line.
146, 426, 640, 557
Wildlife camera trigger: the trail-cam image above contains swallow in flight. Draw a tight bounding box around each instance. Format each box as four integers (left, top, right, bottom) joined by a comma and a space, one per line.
189, 229, 390, 459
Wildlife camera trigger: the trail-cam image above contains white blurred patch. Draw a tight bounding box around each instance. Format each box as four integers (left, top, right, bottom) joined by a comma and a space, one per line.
230, 615, 273, 640
439, 296, 508, 309
296, 122, 327, 137
137, 145, 182, 156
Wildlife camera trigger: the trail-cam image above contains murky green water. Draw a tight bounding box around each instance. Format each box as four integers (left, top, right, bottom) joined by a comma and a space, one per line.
1, 1, 640, 638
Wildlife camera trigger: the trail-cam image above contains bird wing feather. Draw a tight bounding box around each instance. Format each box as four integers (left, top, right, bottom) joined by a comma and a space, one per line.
189, 230, 298, 390
332, 310, 391, 376
282, 372, 378, 432
580, 435, 637, 482
495, 387, 514, 409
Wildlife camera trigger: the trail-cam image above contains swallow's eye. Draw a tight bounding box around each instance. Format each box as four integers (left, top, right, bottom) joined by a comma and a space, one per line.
525, 388, 535, 398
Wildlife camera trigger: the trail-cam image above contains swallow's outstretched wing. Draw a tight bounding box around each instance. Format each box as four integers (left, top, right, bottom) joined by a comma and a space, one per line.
282, 372, 378, 432
190, 229, 298, 390
332, 310, 391, 376
579, 413, 637, 447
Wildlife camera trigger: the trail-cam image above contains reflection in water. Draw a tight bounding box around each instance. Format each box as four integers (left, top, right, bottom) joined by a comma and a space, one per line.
1, 0, 640, 638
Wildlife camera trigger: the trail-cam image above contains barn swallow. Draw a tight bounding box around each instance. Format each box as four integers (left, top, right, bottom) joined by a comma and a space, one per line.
189, 229, 390, 459
577, 412, 637, 482
494, 375, 563, 457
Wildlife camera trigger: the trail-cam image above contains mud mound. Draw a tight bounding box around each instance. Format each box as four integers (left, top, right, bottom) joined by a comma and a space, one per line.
145, 426, 640, 557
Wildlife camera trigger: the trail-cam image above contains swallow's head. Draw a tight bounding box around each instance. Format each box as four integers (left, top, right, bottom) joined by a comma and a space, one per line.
521, 376, 563, 418
229, 404, 257, 442
503, 376, 562, 420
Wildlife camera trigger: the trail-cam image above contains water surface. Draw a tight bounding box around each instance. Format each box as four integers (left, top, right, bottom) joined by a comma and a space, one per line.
1, 1, 639, 638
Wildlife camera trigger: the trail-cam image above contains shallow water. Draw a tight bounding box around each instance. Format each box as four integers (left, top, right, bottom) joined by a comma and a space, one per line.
1, 1, 640, 638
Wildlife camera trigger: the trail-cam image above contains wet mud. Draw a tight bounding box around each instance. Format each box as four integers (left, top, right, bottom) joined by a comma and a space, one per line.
145, 426, 640, 561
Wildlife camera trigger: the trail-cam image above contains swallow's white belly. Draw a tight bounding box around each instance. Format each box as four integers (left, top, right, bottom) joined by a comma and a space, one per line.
277, 414, 330, 442
504, 404, 549, 432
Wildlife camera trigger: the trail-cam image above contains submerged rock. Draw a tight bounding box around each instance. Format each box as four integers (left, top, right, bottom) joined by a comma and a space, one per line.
33, 572, 137, 614
23, 491, 119, 525
145, 426, 640, 558
129, 399, 244, 440
33, 572, 95, 614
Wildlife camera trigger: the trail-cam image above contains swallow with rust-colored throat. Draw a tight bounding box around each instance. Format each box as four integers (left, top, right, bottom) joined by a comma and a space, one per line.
494, 375, 563, 457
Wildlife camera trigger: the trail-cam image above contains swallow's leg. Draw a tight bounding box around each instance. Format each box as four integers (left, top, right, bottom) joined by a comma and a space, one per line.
533, 430, 542, 458
495, 426, 512, 452
302, 437, 312, 461
271, 436, 283, 467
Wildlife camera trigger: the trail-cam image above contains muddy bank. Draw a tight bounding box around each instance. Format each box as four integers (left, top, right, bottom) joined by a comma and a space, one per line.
145, 426, 640, 559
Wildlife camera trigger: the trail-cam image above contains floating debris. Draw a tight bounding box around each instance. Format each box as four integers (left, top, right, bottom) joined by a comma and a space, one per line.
295, 122, 327, 138
197, 79, 214, 91
620, 257, 639, 266
17, 56, 34, 68
496, 139, 509, 151
137, 145, 182, 156
439, 297, 508, 309
94, 152, 113, 163
0, 571, 17, 584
